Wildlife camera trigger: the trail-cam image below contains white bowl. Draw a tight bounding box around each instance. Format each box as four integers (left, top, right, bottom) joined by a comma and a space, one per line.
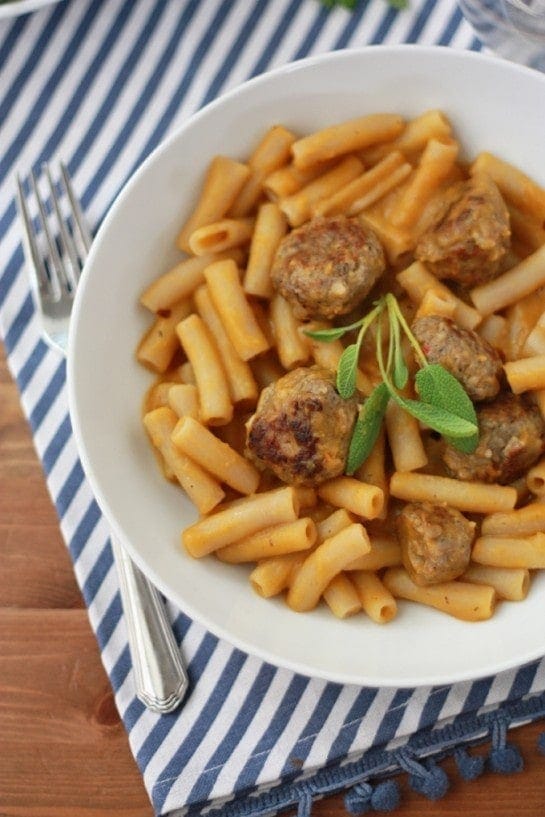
68, 46, 545, 688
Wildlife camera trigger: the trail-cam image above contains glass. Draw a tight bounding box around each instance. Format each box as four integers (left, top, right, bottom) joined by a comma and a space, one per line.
459, 0, 545, 71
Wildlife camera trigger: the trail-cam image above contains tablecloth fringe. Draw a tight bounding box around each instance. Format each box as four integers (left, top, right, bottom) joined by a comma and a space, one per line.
190, 691, 545, 817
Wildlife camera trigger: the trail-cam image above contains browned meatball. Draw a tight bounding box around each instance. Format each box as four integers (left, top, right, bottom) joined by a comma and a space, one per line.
396, 502, 475, 586
245, 365, 357, 487
442, 393, 545, 484
412, 315, 503, 401
270, 215, 385, 321
415, 175, 510, 287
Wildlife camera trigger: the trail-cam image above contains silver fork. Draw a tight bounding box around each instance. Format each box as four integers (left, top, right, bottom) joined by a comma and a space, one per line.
16, 163, 189, 714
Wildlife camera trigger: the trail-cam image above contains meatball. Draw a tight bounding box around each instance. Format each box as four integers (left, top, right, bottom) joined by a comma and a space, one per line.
270, 215, 386, 321
442, 392, 545, 484
415, 175, 510, 287
396, 502, 475, 586
245, 365, 357, 487
412, 315, 503, 401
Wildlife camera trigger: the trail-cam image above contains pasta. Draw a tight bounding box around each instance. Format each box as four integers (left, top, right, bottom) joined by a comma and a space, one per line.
203, 259, 270, 361
136, 108, 545, 627
216, 517, 317, 564
143, 407, 225, 514
183, 486, 300, 557
481, 502, 545, 537
461, 564, 529, 602
472, 534, 545, 570
385, 401, 428, 473
390, 472, 517, 515
286, 523, 371, 612
397, 261, 481, 330
230, 125, 296, 217
470, 243, 545, 316
171, 416, 260, 495
317, 477, 384, 519
323, 574, 362, 619
291, 113, 404, 169
176, 155, 250, 252
279, 155, 364, 227
139, 249, 244, 312
137, 299, 193, 373
243, 202, 288, 298
470, 152, 545, 221
389, 138, 459, 230
193, 285, 258, 407
311, 151, 412, 218
188, 217, 255, 256
270, 294, 310, 370
383, 568, 496, 622
350, 570, 397, 623
176, 313, 233, 426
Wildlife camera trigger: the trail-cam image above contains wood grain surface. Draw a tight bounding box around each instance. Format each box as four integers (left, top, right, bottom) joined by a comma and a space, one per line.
1, 341, 545, 817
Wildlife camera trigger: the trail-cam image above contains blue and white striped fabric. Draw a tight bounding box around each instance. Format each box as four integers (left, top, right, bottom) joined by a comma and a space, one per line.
2, 1, 545, 815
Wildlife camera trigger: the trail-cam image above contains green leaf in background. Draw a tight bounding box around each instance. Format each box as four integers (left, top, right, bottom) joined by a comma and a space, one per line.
319, 0, 358, 8
346, 383, 390, 475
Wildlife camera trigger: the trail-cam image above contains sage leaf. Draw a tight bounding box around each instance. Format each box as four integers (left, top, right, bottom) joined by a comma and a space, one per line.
415, 364, 479, 452
386, 296, 408, 389
393, 336, 408, 389
304, 326, 350, 343
346, 383, 390, 475
415, 364, 477, 422
392, 392, 478, 439
444, 431, 480, 454
337, 343, 359, 399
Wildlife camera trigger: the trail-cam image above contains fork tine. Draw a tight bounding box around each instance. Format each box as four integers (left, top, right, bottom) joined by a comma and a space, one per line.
44, 164, 80, 290
60, 162, 92, 258
16, 173, 59, 301
30, 168, 69, 299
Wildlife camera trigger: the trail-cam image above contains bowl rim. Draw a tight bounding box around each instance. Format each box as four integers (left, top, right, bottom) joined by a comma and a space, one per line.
68, 44, 545, 687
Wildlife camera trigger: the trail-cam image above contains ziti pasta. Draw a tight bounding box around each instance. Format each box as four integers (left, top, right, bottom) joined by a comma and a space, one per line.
136, 109, 545, 625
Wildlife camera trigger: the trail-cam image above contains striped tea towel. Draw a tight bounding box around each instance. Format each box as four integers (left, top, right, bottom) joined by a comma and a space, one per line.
2, 1, 545, 815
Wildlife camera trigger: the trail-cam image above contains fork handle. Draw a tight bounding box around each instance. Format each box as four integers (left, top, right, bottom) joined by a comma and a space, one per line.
110, 536, 189, 713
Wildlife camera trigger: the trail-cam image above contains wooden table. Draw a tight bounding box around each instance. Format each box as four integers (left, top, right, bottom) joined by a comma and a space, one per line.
1, 340, 545, 817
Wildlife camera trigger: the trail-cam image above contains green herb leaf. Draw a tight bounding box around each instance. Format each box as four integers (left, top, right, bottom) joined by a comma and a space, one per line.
304, 315, 370, 343
444, 432, 480, 454
336, 303, 385, 398
332, 292, 479, 472
337, 343, 359, 399
393, 343, 408, 389
303, 327, 349, 342
389, 305, 408, 389
390, 392, 478, 439
386, 292, 427, 369
415, 364, 477, 422
319, 0, 358, 8
415, 364, 479, 452
346, 383, 390, 475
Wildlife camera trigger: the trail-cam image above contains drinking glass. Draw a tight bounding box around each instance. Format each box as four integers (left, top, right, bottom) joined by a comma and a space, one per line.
459, 0, 545, 71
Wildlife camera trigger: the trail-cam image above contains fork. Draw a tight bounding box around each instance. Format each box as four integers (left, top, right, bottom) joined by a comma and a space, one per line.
16, 163, 189, 714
